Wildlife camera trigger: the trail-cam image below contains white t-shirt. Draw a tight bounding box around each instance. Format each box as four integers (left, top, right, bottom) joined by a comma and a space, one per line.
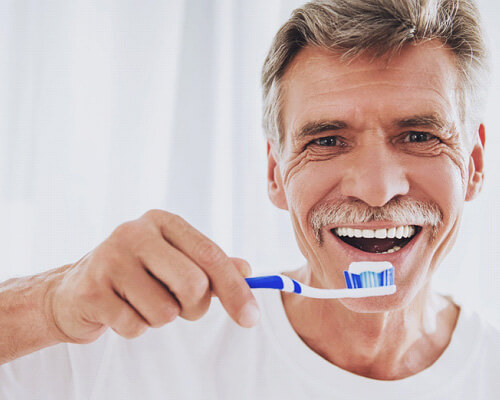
1, 288, 499, 399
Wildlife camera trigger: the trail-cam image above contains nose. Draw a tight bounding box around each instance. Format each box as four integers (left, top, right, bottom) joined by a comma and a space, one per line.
340, 143, 410, 207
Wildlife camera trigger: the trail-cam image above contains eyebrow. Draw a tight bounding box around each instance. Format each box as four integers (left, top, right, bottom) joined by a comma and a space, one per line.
295, 120, 347, 140
396, 114, 450, 130
295, 113, 451, 140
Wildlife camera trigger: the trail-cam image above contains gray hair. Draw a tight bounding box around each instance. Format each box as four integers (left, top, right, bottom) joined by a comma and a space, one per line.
261, 0, 490, 157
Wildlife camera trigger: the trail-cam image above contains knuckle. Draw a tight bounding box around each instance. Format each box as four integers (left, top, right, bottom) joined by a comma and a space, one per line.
142, 208, 166, 220
111, 221, 143, 243
181, 299, 211, 321
108, 305, 127, 327
194, 240, 225, 267
166, 213, 190, 235
185, 273, 210, 299
83, 247, 120, 282
113, 308, 148, 339
92, 248, 124, 277
178, 274, 211, 322
141, 209, 172, 227
122, 323, 148, 339
143, 210, 191, 237
151, 304, 180, 327
133, 323, 149, 338
98, 245, 122, 266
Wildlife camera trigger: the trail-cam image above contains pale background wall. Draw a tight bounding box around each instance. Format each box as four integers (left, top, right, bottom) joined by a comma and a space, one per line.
0, 0, 499, 326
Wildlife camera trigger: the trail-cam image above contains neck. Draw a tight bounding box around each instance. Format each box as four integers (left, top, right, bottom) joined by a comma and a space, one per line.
280, 266, 460, 380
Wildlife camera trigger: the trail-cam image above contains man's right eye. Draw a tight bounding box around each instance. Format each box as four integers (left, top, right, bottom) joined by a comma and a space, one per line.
310, 136, 341, 146
402, 131, 440, 143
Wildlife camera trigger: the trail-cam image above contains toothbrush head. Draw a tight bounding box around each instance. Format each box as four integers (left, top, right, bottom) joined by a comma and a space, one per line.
343, 261, 394, 289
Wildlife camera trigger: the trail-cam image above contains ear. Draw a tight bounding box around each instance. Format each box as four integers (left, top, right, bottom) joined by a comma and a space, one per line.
267, 141, 288, 210
465, 124, 486, 202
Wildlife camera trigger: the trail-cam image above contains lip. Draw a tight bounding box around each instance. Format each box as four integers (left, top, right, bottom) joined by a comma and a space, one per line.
324, 224, 424, 263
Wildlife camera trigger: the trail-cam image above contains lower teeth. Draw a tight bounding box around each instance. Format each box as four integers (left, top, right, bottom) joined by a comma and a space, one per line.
379, 245, 401, 254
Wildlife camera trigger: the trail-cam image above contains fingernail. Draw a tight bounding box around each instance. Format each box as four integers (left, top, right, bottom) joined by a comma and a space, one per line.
239, 301, 260, 328
242, 265, 252, 278
239, 261, 252, 278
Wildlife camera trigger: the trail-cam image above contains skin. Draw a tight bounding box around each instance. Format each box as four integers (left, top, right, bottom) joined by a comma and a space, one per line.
266, 41, 486, 380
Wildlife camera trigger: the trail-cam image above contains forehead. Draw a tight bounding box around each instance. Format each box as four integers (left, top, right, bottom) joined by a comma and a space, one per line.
280, 41, 460, 141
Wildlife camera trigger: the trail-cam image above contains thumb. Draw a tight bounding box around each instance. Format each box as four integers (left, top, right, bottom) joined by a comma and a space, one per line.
230, 257, 252, 278
211, 257, 252, 298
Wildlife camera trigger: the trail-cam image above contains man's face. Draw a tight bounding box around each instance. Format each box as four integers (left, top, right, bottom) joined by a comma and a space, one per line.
267, 41, 484, 312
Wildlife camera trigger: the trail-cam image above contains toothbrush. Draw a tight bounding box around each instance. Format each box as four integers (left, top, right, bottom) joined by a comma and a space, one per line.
245, 261, 396, 299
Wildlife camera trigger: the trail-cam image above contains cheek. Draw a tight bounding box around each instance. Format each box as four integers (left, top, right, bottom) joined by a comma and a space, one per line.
408, 153, 465, 220
282, 157, 342, 218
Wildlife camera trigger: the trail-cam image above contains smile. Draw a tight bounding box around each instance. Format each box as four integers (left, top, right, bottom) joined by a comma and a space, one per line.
331, 225, 422, 254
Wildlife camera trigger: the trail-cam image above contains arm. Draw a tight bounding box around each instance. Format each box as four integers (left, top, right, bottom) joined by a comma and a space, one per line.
0, 264, 71, 365
0, 209, 258, 365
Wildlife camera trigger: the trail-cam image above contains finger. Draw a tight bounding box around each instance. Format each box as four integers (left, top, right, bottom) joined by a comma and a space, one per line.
142, 211, 260, 328
135, 236, 212, 321
231, 257, 252, 278
93, 289, 150, 339
111, 260, 181, 328
211, 258, 251, 297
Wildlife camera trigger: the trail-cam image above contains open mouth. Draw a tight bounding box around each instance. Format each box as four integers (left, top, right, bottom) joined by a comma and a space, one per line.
331, 225, 422, 254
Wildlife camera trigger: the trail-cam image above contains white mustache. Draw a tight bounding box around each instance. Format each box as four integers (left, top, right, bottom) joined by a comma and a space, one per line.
309, 197, 443, 244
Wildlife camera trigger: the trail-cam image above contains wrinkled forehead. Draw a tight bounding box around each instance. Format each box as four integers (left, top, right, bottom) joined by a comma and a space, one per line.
279, 41, 460, 144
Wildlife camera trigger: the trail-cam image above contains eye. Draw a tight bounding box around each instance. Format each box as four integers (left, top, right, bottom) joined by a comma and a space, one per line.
402, 131, 439, 143
309, 136, 343, 147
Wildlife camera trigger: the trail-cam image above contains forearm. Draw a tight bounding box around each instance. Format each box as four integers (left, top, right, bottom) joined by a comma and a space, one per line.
0, 264, 71, 365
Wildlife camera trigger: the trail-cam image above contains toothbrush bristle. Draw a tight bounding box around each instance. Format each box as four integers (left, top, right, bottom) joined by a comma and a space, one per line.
344, 263, 394, 289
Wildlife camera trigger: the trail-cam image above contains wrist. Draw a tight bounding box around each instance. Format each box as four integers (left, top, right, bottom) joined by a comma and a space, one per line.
0, 263, 74, 364
41, 264, 79, 345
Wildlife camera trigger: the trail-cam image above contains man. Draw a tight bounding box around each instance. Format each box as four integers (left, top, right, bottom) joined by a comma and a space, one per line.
1, 0, 499, 398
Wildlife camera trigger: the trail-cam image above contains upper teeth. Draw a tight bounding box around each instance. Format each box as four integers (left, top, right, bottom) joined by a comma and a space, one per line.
334, 225, 416, 239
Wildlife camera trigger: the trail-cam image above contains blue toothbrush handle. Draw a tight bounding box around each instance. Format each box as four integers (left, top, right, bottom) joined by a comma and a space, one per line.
245, 275, 302, 293
245, 275, 285, 290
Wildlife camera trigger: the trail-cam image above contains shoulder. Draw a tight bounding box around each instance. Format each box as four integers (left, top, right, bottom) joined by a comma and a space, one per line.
454, 303, 500, 361
458, 304, 500, 340
476, 313, 500, 348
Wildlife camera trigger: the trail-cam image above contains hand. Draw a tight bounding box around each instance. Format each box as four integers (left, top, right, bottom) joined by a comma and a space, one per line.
44, 209, 260, 344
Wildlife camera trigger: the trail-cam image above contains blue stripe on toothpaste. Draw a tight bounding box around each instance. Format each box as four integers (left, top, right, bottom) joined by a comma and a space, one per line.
344, 271, 353, 289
